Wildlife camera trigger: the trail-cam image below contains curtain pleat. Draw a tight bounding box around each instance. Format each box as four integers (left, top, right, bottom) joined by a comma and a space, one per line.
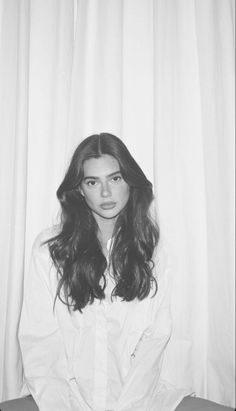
0, 0, 30, 399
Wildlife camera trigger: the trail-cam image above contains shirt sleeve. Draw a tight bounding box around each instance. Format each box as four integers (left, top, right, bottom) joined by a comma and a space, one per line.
115, 246, 173, 411
18, 232, 91, 411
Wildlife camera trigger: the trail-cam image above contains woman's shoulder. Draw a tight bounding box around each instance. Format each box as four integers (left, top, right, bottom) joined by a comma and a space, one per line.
153, 238, 171, 282
32, 225, 62, 254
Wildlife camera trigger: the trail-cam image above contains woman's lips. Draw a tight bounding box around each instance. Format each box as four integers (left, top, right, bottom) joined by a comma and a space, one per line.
100, 202, 116, 210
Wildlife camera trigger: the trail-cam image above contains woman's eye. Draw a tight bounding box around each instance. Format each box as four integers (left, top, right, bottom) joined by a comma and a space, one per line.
86, 180, 97, 187
111, 175, 122, 183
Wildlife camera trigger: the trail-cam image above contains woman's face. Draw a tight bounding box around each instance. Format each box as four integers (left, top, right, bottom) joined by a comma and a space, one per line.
80, 154, 130, 224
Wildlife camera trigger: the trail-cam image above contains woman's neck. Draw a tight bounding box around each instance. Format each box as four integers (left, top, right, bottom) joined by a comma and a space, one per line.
95, 216, 116, 256
98, 221, 114, 244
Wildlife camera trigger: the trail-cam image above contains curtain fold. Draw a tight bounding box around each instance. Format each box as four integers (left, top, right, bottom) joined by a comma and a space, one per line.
67, 0, 124, 154
0, 0, 30, 399
0, 0, 234, 407
194, 1, 235, 404
153, 0, 209, 397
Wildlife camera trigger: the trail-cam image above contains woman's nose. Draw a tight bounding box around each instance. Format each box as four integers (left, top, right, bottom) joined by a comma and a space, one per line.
101, 182, 111, 197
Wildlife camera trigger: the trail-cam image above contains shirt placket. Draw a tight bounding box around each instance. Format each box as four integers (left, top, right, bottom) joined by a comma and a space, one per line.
93, 300, 108, 410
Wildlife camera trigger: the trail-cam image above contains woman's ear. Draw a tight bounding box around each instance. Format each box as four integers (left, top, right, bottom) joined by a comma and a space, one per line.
79, 187, 84, 197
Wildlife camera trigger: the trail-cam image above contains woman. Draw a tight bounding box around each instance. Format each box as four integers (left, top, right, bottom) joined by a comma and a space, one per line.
18, 133, 191, 411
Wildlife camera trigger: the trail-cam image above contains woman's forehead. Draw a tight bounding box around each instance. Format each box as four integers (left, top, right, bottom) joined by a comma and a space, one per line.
83, 154, 120, 177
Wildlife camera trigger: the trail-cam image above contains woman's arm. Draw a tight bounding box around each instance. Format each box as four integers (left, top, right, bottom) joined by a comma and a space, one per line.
18, 232, 91, 411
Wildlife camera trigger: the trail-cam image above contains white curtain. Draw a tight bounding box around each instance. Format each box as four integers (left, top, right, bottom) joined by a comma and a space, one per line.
0, 0, 234, 407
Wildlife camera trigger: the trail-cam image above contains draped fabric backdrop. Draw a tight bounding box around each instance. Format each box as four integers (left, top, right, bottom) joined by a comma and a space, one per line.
0, 0, 235, 407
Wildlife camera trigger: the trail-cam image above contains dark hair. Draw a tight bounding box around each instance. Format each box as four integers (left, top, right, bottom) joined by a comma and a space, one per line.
45, 133, 159, 312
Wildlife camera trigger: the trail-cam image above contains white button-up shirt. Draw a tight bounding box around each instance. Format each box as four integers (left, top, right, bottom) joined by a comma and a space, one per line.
19, 229, 191, 411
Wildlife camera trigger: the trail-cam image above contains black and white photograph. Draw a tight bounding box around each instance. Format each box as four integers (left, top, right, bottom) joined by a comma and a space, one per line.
0, 1, 235, 410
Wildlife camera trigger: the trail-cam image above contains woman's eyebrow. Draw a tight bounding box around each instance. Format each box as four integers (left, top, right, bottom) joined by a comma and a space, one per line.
83, 171, 121, 180
83, 176, 98, 181
107, 171, 121, 177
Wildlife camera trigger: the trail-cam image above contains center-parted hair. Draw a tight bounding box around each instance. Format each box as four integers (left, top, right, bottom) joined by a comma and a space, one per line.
45, 133, 160, 312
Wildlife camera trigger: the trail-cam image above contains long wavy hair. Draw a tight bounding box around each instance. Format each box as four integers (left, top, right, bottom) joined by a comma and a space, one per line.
45, 133, 160, 312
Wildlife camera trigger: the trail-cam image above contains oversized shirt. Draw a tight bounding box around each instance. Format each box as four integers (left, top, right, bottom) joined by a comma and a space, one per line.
19, 229, 192, 411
